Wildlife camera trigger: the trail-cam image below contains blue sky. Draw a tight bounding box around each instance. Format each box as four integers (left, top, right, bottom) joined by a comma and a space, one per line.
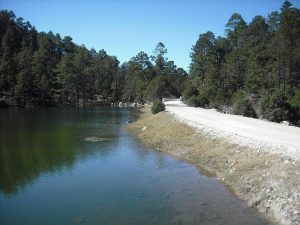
1, 0, 300, 70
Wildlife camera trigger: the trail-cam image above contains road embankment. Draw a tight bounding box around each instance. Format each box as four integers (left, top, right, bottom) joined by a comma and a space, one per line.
127, 106, 300, 225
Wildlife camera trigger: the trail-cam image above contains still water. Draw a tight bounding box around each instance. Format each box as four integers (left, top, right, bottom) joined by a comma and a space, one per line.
0, 107, 272, 225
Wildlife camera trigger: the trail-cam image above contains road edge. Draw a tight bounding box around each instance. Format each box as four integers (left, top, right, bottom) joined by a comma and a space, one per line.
126, 107, 300, 225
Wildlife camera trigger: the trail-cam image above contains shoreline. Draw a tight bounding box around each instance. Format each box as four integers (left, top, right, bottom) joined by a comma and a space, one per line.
127, 107, 300, 225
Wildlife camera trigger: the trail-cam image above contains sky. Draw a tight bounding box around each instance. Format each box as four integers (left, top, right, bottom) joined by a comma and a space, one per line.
1, 0, 300, 71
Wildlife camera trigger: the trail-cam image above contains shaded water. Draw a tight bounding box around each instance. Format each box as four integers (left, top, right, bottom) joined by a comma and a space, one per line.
0, 107, 272, 225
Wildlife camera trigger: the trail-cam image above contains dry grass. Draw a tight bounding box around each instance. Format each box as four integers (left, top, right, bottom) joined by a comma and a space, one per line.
126, 107, 300, 225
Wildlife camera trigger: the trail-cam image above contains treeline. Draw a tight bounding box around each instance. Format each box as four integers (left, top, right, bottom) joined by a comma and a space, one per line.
183, 1, 300, 124
1, 1, 300, 125
0, 10, 187, 107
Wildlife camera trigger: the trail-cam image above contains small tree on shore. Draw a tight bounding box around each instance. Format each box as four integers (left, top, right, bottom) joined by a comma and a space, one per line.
151, 99, 165, 114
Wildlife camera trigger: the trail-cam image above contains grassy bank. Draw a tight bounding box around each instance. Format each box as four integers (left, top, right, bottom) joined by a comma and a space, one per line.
127, 107, 300, 225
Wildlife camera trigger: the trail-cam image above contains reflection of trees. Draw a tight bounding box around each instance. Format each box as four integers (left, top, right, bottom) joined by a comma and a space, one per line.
0, 127, 77, 196
0, 107, 129, 197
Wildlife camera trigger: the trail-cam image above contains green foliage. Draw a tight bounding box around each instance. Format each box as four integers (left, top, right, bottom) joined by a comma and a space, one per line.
232, 95, 257, 118
182, 1, 300, 125
290, 89, 300, 125
1, 0, 300, 125
290, 89, 300, 108
182, 77, 201, 103
183, 78, 226, 109
231, 90, 244, 105
185, 95, 197, 106
145, 76, 166, 101
189, 32, 215, 79
225, 13, 247, 43
260, 90, 296, 122
209, 91, 227, 109
182, 84, 197, 103
151, 99, 165, 114
0, 10, 187, 106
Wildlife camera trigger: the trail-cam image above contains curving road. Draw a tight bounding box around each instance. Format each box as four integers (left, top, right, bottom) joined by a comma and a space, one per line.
165, 100, 300, 161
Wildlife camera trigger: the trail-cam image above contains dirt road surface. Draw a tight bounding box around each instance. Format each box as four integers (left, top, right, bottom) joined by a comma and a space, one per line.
165, 100, 300, 161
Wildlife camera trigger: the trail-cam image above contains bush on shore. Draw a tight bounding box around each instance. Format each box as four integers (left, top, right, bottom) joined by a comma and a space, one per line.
152, 99, 165, 114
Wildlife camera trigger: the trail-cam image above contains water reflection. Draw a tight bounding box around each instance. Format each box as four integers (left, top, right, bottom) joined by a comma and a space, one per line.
0, 107, 273, 225
0, 107, 130, 196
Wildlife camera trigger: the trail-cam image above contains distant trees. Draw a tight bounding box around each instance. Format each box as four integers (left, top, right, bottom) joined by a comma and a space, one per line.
183, 0, 300, 125
2, 1, 299, 125
121, 43, 187, 102
0, 10, 187, 106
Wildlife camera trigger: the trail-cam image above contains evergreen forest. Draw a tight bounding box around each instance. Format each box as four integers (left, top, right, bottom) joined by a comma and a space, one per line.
1, 1, 300, 124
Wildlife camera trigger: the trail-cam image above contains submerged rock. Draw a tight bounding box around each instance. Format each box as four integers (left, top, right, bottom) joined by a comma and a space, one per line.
84, 137, 114, 142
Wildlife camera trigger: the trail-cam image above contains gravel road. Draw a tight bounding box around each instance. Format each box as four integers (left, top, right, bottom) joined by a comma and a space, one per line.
165, 100, 300, 161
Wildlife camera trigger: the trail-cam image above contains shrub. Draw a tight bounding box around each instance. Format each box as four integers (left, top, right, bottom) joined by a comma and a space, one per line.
151, 99, 165, 114
182, 78, 202, 103
185, 94, 209, 107
182, 85, 198, 103
186, 95, 198, 107
291, 89, 300, 108
260, 90, 296, 123
232, 96, 257, 118
196, 93, 209, 107
290, 89, 300, 125
209, 91, 226, 109
231, 90, 244, 105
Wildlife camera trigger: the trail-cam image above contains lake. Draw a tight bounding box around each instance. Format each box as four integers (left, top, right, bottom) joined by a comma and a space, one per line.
0, 107, 272, 225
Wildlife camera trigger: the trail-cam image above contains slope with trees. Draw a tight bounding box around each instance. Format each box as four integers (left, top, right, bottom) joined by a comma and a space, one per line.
0, 11, 187, 107
183, 1, 300, 125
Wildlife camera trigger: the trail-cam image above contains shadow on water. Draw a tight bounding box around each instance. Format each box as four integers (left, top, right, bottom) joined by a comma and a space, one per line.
0, 107, 274, 225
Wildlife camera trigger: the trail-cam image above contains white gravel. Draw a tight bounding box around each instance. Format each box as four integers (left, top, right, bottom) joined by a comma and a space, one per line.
165, 100, 300, 161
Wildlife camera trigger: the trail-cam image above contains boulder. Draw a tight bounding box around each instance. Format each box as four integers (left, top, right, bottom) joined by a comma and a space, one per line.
280, 121, 290, 126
